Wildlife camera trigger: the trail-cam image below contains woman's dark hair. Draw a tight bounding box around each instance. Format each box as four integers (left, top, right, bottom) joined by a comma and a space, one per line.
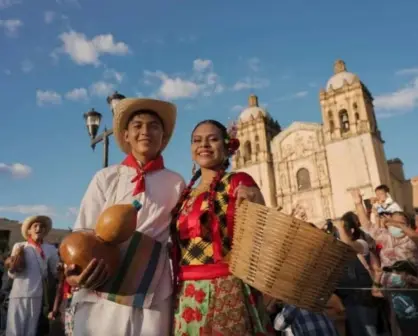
341, 211, 362, 241
171, 120, 230, 234
125, 109, 165, 131
391, 211, 411, 228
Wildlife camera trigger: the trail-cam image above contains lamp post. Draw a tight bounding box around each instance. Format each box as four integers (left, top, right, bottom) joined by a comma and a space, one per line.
83, 91, 126, 168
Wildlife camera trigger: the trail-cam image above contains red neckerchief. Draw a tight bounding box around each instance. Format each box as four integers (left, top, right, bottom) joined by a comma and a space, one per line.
27, 237, 45, 259
121, 153, 165, 196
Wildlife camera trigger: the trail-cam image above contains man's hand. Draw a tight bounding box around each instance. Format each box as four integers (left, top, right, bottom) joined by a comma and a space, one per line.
64, 259, 110, 290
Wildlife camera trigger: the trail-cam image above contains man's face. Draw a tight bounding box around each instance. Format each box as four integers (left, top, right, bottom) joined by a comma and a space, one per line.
375, 189, 388, 203
124, 113, 165, 161
28, 222, 46, 242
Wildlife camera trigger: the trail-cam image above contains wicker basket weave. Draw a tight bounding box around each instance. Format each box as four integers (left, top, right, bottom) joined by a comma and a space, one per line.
230, 201, 356, 312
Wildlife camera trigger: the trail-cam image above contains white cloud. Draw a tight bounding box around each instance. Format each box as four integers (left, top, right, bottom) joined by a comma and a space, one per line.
276, 91, 308, 102
231, 105, 244, 112
36, 90, 62, 106
0, 163, 32, 178
65, 207, 79, 218
0, 0, 20, 10
232, 77, 270, 91
0, 205, 56, 216
396, 68, 418, 76
44, 11, 56, 24
144, 58, 224, 100
103, 68, 124, 83
21, 59, 33, 73
90, 81, 114, 97
55, 31, 130, 66
0, 19, 22, 36
193, 59, 212, 72
374, 78, 418, 116
4, 69, 11, 75
248, 57, 260, 72
65, 87, 88, 101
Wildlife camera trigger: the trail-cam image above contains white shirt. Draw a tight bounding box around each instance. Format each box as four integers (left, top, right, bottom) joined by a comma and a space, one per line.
72, 164, 185, 306
8, 242, 59, 298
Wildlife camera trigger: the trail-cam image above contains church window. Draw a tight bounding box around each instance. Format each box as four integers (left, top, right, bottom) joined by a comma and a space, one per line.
339, 109, 350, 133
353, 102, 358, 109
296, 168, 311, 191
243, 141, 252, 162
256, 143, 260, 153
355, 112, 360, 122
255, 135, 259, 142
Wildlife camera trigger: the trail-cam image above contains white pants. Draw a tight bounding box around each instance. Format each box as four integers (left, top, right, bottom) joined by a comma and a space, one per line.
72, 297, 171, 336
6, 297, 42, 336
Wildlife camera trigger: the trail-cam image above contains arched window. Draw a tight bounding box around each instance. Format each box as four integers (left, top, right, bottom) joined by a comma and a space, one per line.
243, 141, 252, 162
296, 168, 311, 191
256, 143, 260, 152
339, 109, 350, 133
255, 135, 259, 142
355, 112, 360, 123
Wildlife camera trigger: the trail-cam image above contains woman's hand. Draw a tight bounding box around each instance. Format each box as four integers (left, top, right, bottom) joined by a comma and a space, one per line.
350, 188, 363, 205
291, 204, 308, 221
234, 182, 257, 206
64, 259, 110, 290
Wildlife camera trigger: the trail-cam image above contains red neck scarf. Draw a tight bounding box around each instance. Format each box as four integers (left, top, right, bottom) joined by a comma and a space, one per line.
121, 153, 165, 196
27, 237, 45, 259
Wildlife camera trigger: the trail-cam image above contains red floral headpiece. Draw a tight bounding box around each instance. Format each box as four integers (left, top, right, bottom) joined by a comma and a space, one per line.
225, 121, 240, 156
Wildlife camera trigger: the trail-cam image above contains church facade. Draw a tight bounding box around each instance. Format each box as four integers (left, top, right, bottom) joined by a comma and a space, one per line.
232, 60, 414, 226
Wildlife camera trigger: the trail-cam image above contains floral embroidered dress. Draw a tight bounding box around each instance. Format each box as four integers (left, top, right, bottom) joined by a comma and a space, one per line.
172, 172, 274, 336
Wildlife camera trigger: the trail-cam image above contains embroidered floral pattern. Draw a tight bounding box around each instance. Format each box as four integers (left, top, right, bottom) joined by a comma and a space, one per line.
174, 276, 274, 336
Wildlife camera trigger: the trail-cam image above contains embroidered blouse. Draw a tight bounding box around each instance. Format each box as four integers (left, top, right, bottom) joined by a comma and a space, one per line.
176, 172, 257, 266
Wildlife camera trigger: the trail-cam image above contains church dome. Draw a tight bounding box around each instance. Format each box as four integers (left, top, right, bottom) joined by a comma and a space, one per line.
239, 94, 270, 122
326, 60, 358, 91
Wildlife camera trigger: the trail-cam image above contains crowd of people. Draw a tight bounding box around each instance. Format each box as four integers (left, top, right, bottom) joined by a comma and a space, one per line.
1, 96, 418, 336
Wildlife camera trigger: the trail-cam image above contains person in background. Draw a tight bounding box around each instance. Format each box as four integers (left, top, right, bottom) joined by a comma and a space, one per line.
375, 260, 418, 335
273, 304, 339, 336
372, 185, 402, 215
334, 212, 390, 336
6, 215, 59, 336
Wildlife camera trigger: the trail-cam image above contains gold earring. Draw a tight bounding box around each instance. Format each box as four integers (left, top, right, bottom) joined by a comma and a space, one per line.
192, 163, 197, 175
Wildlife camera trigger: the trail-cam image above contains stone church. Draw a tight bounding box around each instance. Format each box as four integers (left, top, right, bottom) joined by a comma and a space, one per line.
232, 59, 415, 226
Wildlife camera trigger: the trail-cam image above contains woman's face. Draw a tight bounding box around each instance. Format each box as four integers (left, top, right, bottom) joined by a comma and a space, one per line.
191, 122, 227, 169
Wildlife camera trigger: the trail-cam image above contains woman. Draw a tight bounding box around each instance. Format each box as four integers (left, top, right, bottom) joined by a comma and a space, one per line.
171, 120, 274, 335
334, 212, 390, 336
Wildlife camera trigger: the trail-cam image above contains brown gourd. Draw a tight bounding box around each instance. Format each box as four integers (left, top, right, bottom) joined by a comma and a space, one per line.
59, 200, 142, 277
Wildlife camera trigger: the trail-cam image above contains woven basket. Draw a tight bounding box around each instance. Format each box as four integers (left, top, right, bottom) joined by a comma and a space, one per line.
230, 201, 356, 312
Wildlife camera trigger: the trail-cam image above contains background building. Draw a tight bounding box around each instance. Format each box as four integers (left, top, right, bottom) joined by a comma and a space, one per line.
232, 59, 415, 225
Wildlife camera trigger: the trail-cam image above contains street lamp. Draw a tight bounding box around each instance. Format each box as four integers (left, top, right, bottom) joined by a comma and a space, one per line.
83, 91, 126, 168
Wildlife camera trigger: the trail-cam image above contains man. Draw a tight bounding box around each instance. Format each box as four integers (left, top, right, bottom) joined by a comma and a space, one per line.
65, 98, 185, 335
6, 215, 59, 336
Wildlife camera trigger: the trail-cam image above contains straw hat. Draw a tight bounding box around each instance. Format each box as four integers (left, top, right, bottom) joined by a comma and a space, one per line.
21, 215, 52, 240
113, 98, 177, 154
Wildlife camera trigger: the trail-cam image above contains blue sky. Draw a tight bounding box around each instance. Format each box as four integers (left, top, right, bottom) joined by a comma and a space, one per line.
1, 0, 418, 229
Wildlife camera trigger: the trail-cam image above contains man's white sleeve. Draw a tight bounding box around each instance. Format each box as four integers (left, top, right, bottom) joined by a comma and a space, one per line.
73, 171, 106, 231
